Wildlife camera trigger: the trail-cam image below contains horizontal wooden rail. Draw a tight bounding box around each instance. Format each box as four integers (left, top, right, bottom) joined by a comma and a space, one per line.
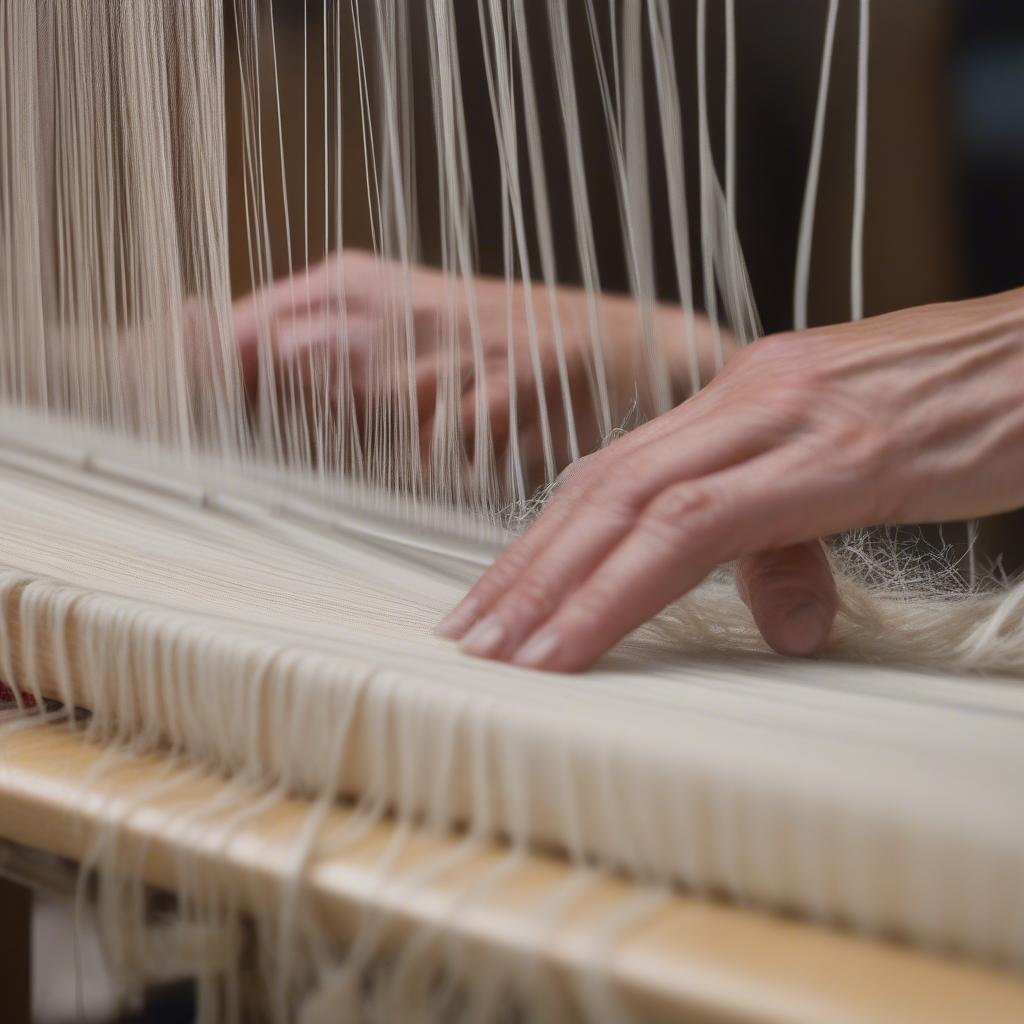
1, 721, 1022, 1023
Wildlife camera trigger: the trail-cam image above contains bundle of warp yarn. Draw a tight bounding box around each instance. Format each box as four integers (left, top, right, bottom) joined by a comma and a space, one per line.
2, 0, 1024, 1020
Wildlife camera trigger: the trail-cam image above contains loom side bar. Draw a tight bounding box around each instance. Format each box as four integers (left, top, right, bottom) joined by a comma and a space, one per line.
0, 722, 1021, 1024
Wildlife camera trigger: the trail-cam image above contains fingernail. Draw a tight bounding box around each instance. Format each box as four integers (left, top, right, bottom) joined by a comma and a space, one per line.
459, 615, 508, 658
436, 597, 480, 640
512, 628, 560, 669
779, 601, 832, 658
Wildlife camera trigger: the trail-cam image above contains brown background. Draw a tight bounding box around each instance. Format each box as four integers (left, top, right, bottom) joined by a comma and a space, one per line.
224, 1, 1024, 572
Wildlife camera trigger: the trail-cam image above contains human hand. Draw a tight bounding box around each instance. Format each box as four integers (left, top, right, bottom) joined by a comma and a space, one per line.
231, 251, 724, 483
439, 289, 1024, 670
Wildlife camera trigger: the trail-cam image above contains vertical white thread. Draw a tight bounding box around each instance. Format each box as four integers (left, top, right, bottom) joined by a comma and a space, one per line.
851, 0, 870, 322
794, 0, 840, 332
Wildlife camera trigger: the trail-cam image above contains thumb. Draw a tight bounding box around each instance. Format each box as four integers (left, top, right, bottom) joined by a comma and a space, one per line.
737, 541, 837, 658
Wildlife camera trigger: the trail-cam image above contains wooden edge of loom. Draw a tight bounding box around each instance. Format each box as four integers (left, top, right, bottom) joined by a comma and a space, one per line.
1, 722, 1023, 1024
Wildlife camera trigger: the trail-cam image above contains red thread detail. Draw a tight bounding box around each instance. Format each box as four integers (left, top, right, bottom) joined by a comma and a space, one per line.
0, 682, 36, 708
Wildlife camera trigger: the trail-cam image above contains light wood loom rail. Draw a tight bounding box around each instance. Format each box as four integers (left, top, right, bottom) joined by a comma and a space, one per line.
1, 722, 1022, 1024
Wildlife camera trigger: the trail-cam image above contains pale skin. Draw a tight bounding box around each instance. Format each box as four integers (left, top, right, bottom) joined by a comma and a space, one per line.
231, 251, 720, 481
234, 256, 1024, 670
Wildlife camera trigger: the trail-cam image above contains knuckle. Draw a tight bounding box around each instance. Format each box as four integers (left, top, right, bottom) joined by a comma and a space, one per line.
579, 491, 643, 534
835, 417, 888, 472
565, 584, 618, 626
734, 332, 796, 370
761, 385, 806, 430
503, 575, 561, 623
732, 332, 826, 389
756, 388, 812, 436
562, 464, 639, 524
589, 455, 655, 509
723, 368, 828, 442
781, 362, 828, 397
643, 482, 720, 540
782, 397, 897, 522
557, 452, 604, 495
598, 456, 640, 494
476, 551, 530, 598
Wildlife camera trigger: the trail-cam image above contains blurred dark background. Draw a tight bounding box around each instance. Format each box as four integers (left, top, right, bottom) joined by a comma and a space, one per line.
258, 0, 1024, 321
229, 0, 1024, 572
952, 3, 1024, 570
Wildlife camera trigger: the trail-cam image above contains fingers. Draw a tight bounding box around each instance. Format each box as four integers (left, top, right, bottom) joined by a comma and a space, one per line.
460, 371, 514, 457
447, 437, 853, 672
504, 460, 781, 672
244, 314, 375, 397
736, 542, 837, 657
437, 407, 778, 651
233, 250, 387, 335
232, 250, 392, 389
234, 298, 336, 394
233, 277, 333, 348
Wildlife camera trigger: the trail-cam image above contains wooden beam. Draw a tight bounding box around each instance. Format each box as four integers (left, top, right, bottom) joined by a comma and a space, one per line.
0, 721, 1022, 1024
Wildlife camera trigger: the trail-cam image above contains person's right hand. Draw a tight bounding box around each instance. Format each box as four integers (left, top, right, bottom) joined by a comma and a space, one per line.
440, 288, 1024, 669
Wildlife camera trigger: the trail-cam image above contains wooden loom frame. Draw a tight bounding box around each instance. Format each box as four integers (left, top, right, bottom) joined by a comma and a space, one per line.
1, 721, 1023, 1024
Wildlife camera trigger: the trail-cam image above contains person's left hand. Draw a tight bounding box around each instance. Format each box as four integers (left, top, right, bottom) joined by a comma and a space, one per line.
230, 250, 724, 483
